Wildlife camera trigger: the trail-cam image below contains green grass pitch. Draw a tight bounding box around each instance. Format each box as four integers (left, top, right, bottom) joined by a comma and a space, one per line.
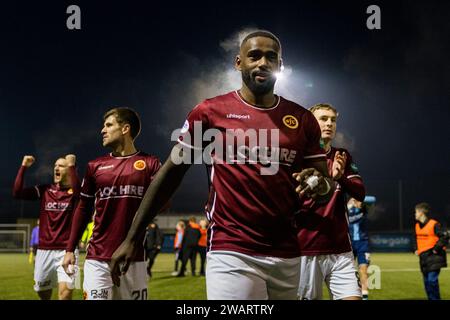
0, 252, 448, 300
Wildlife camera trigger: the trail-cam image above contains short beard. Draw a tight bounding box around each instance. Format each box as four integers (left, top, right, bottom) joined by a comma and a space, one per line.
242, 69, 276, 96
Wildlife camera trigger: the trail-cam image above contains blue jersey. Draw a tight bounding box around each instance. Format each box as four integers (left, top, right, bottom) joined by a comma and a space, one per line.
348, 207, 368, 241
348, 196, 375, 241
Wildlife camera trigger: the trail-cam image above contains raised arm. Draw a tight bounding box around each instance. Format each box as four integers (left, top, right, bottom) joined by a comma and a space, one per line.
12, 156, 40, 200
65, 154, 81, 196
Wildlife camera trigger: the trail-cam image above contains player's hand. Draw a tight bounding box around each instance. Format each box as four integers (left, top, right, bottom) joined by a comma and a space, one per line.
62, 251, 76, 275
332, 151, 347, 180
65, 154, 76, 167
414, 250, 418, 256
110, 239, 137, 287
292, 168, 327, 200
22, 155, 35, 167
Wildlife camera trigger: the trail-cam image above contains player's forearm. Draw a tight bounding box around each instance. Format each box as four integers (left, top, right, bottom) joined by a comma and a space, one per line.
68, 166, 81, 196
66, 197, 94, 252
314, 176, 336, 204
12, 166, 38, 200
12, 166, 26, 198
126, 159, 190, 243
338, 176, 365, 202
310, 160, 336, 203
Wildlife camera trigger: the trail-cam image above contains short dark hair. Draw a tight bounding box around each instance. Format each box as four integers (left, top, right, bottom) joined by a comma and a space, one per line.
103, 107, 141, 139
241, 30, 281, 51
415, 202, 430, 215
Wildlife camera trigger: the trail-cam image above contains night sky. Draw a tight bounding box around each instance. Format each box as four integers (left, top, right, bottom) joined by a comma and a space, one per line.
1, 1, 449, 231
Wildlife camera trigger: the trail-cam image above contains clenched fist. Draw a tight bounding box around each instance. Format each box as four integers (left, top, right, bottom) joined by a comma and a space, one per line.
22, 155, 35, 167
65, 154, 76, 167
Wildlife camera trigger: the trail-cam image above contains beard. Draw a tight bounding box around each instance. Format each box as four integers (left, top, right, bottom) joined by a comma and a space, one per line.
241, 69, 276, 95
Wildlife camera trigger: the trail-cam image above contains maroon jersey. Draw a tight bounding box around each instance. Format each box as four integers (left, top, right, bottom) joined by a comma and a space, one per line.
13, 166, 80, 250
67, 152, 161, 261
178, 91, 326, 258
296, 147, 365, 255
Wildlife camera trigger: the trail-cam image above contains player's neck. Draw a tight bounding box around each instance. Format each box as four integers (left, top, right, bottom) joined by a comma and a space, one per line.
111, 141, 137, 157
323, 141, 332, 153
239, 86, 276, 108
57, 179, 70, 189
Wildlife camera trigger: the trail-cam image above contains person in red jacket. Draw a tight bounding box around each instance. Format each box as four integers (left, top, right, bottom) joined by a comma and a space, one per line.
13, 154, 80, 300
296, 103, 366, 300
197, 218, 209, 276
414, 202, 448, 300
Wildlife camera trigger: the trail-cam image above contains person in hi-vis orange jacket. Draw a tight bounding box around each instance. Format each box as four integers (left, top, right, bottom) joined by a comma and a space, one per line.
414, 202, 449, 300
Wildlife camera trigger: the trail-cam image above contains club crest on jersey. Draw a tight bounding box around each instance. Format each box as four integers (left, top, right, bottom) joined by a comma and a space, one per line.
282, 115, 299, 129
67, 188, 73, 195
133, 160, 146, 171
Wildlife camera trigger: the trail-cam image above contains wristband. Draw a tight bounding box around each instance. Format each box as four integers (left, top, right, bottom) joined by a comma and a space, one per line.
317, 178, 331, 196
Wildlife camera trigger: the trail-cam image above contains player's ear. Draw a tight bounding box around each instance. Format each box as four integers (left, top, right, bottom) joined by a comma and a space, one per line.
122, 123, 131, 136
235, 55, 242, 71
279, 58, 284, 71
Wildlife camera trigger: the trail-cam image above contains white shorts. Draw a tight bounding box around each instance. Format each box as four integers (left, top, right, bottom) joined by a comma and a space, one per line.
298, 251, 361, 300
83, 259, 148, 300
206, 250, 300, 300
34, 249, 79, 292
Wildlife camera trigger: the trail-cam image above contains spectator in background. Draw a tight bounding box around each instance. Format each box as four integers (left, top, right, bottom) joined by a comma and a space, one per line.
414, 202, 449, 300
177, 217, 200, 277
172, 220, 185, 276
29, 220, 39, 264
198, 219, 208, 276
144, 221, 163, 278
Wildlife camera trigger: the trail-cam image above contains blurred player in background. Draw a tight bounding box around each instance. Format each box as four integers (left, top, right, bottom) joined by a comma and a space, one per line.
296, 103, 365, 300
171, 220, 185, 276
176, 216, 200, 277
29, 220, 39, 264
62, 107, 162, 300
348, 195, 376, 300
13, 154, 80, 300
414, 202, 449, 300
197, 218, 209, 276
110, 30, 334, 300
144, 220, 163, 277
79, 217, 94, 252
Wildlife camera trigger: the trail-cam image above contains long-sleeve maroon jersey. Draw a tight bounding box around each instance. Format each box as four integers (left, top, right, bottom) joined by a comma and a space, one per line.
13, 165, 81, 250
178, 91, 326, 258
66, 152, 161, 261
296, 146, 366, 255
